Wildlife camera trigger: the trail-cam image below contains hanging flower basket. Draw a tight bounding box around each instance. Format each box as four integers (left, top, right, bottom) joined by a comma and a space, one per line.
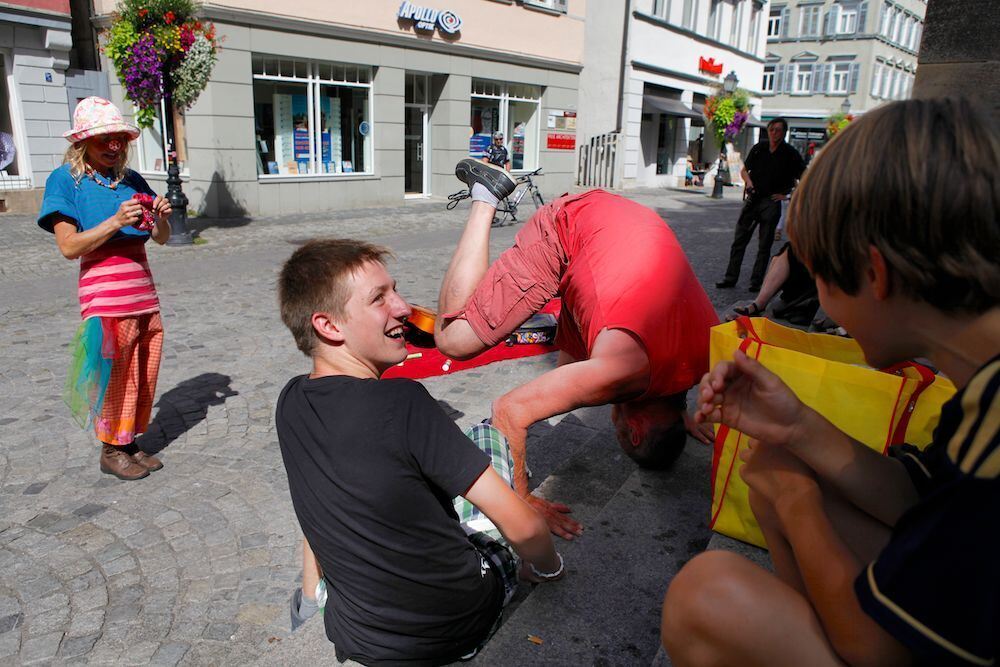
703, 87, 751, 149
826, 112, 854, 138
103, 0, 220, 129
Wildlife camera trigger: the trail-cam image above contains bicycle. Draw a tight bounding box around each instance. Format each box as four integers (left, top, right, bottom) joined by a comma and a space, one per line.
446, 167, 545, 227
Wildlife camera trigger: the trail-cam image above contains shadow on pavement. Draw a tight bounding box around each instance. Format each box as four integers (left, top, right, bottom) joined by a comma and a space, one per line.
137, 372, 238, 454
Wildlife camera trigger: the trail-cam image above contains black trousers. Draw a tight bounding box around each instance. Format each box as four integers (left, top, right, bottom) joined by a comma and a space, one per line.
723, 196, 782, 287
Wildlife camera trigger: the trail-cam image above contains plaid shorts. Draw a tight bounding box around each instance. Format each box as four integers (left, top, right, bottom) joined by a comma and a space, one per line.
454, 422, 518, 607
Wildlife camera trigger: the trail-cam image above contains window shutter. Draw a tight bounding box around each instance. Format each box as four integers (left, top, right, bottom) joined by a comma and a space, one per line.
848, 63, 861, 93
781, 6, 791, 36
822, 10, 831, 36
775, 64, 786, 92
816, 64, 828, 93
785, 65, 795, 93
857, 1, 868, 33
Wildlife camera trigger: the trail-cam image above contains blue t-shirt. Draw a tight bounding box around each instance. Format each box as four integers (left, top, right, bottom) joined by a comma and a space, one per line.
37, 164, 157, 241
484, 144, 509, 167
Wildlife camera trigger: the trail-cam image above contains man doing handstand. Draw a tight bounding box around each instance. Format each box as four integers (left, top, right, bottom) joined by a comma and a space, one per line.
436, 161, 719, 539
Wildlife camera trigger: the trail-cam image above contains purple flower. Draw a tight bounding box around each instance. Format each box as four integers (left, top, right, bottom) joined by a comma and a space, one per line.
122, 33, 164, 110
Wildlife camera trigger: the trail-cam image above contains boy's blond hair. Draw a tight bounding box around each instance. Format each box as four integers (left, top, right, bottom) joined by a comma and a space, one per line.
278, 239, 393, 355
788, 98, 1000, 313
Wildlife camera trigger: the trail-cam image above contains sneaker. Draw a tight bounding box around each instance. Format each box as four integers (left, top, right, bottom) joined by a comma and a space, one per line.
455, 159, 517, 200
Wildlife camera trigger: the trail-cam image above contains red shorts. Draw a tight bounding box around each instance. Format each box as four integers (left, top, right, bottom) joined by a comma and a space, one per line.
453, 190, 718, 398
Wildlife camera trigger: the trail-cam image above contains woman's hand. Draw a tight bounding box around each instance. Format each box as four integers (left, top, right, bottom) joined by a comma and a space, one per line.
695, 349, 806, 448
112, 199, 145, 230
152, 195, 172, 223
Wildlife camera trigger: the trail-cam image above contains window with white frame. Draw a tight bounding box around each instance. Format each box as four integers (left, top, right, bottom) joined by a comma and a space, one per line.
767, 6, 783, 36
837, 6, 858, 33
871, 61, 883, 97
900, 16, 912, 48
830, 62, 851, 93
891, 9, 902, 43
652, 0, 670, 18
793, 63, 813, 94
729, 0, 744, 48
709, 0, 724, 40
682, 0, 697, 29
470, 79, 541, 171
748, 3, 761, 54
799, 5, 821, 36
879, 3, 891, 36
136, 100, 188, 174
762, 65, 776, 92
251, 57, 372, 176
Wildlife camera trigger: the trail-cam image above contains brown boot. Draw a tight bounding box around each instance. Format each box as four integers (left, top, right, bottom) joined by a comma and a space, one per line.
124, 442, 163, 472
100, 444, 149, 480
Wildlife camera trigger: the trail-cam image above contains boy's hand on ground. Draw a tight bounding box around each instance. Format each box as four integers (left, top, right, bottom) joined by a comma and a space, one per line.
695, 350, 805, 447
738, 440, 818, 507
683, 411, 715, 445
527, 494, 582, 540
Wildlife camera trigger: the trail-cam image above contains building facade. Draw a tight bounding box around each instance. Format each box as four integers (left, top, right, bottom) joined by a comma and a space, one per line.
760, 0, 925, 153
578, 0, 768, 190
0, 0, 109, 211
90, 0, 585, 217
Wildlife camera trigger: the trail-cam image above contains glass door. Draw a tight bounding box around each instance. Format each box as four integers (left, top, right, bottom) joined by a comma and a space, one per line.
404, 73, 431, 197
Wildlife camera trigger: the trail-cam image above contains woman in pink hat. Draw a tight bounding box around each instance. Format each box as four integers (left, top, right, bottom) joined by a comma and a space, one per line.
38, 96, 172, 481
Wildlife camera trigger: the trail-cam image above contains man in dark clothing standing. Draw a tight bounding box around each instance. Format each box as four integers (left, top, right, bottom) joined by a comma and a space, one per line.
482, 131, 511, 171
717, 118, 805, 292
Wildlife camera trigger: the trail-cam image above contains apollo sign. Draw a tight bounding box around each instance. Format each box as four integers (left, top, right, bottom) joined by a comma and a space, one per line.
397, 1, 463, 35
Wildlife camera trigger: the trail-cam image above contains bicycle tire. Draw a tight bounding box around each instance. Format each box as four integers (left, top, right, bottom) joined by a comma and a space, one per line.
531, 190, 544, 209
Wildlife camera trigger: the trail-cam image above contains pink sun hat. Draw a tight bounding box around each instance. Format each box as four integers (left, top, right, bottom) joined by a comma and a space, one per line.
63, 96, 140, 144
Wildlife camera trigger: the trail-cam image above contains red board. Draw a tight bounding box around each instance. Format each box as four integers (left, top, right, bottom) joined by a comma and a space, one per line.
547, 133, 576, 150
699, 56, 723, 76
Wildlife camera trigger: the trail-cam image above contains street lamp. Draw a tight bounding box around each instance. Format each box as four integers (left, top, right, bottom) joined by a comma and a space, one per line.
841, 97, 852, 115
164, 84, 192, 246
711, 71, 740, 199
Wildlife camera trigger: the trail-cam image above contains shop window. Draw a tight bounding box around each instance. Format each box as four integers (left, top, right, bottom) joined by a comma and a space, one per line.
469, 79, 541, 172
136, 100, 188, 174
252, 56, 372, 176
0, 55, 27, 189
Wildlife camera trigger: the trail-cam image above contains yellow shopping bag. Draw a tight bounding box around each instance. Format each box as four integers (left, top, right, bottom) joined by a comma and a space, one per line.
709, 317, 956, 548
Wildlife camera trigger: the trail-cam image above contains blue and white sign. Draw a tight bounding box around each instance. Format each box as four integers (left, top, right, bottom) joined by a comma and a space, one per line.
397, 1, 463, 35
359, 121, 370, 137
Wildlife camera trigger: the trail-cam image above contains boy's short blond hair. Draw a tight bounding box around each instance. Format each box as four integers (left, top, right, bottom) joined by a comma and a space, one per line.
278, 239, 392, 355
788, 98, 1000, 314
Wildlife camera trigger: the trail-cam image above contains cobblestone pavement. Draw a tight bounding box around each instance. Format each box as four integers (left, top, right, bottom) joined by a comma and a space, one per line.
0, 186, 745, 665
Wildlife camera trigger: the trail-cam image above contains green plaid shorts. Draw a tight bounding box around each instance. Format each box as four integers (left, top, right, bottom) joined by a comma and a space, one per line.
454, 422, 518, 607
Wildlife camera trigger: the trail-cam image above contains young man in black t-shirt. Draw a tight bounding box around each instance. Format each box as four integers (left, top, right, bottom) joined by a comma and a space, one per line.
717, 117, 805, 292
663, 99, 1000, 667
275, 239, 563, 665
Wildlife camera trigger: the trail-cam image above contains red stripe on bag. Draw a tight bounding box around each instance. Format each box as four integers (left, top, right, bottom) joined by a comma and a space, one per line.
709, 336, 760, 530
882, 363, 937, 451
736, 316, 763, 344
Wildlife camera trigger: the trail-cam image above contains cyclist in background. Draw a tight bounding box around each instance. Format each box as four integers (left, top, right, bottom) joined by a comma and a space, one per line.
483, 131, 511, 171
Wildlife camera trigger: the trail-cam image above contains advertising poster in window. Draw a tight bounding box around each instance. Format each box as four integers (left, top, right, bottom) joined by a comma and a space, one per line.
511, 122, 525, 170
273, 93, 295, 173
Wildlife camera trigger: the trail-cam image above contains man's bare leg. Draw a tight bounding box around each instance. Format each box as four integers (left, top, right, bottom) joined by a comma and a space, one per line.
436, 198, 497, 359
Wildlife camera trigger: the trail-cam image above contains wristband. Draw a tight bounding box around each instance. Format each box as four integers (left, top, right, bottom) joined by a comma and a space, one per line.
529, 552, 564, 580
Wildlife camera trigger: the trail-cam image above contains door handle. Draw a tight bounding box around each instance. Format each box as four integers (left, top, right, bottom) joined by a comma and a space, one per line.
417, 143, 422, 161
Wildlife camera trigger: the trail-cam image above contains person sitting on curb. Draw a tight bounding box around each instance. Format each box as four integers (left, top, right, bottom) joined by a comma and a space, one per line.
435, 160, 720, 540
275, 239, 563, 664
662, 98, 1000, 666
725, 241, 818, 326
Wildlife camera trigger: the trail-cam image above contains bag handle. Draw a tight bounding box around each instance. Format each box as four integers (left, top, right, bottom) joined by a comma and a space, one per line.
881, 362, 937, 451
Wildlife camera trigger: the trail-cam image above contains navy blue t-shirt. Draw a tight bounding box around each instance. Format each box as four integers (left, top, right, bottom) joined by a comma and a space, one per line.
484, 144, 509, 167
855, 355, 1000, 666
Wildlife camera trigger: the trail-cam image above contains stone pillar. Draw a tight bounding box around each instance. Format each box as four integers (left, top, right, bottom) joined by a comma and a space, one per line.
912, 0, 1000, 122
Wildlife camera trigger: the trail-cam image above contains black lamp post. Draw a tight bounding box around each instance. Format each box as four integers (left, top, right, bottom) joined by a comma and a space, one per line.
163, 83, 192, 246
711, 70, 740, 199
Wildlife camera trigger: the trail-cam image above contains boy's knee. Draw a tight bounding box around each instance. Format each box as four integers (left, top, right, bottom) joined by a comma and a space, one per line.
662, 551, 757, 661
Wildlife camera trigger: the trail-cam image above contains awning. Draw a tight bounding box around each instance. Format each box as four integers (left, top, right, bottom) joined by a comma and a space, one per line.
643, 95, 702, 120
747, 115, 767, 128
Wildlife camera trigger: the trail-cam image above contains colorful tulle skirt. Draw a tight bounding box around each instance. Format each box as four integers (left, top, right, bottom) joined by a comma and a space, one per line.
65, 313, 164, 446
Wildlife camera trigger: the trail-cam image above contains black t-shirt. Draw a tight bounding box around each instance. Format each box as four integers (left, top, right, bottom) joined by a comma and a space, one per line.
743, 141, 805, 197
276, 375, 499, 665
855, 355, 1000, 665
484, 144, 509, 167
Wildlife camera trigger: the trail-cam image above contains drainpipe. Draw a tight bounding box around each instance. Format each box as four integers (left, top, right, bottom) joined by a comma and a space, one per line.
615, 0, 631, 133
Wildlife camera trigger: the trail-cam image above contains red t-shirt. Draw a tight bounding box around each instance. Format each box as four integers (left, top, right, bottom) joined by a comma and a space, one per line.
552, 191, 718, 398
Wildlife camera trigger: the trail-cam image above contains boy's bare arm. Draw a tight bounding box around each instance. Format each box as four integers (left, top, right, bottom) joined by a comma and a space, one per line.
491, 329, 649, 539
463, 467, 562, 580
775, 487, 912, 667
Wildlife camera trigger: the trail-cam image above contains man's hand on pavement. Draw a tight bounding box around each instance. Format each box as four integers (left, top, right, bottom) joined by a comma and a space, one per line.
527, 494, 583, 540
683, 410, 715, 446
